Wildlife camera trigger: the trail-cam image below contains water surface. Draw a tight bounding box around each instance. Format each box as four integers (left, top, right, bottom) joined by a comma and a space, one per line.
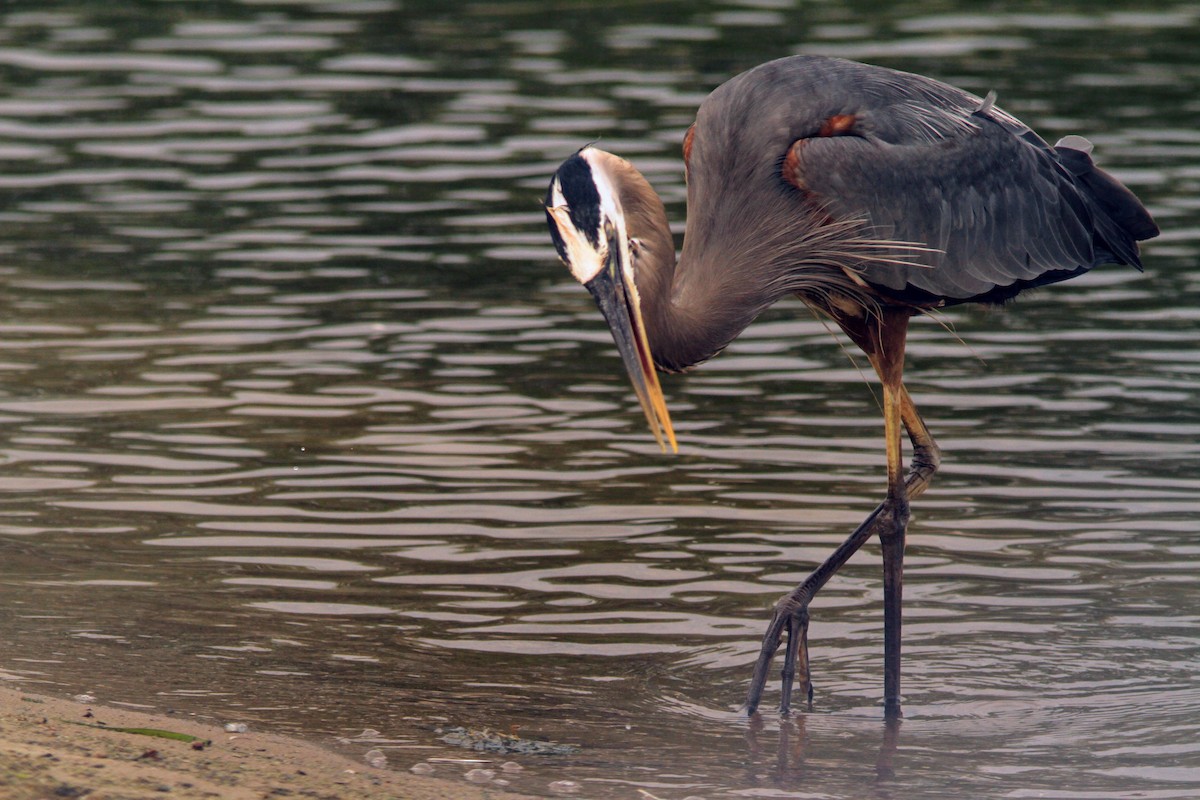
1, 2, 1198, 798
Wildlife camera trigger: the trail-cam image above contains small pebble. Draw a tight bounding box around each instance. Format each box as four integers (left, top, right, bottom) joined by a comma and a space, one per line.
364, 749, 387, 768
223, 723, 248, 733
410, 762, 435, 775
549, 779, 581, 794
465, 768, 496, 783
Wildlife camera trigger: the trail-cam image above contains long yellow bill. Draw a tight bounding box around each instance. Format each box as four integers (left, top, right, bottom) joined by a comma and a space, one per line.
583, 239, 678, 454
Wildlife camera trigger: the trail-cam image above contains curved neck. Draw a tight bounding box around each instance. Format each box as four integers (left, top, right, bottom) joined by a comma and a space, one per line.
639, 245, 772, 373
632, 200, 807, 374
600, 149, 869, 374
628, 186, 874, 374
593, 155, 770, 373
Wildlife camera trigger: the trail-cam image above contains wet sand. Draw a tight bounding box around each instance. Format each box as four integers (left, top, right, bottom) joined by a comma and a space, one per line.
0, 685, 532, 800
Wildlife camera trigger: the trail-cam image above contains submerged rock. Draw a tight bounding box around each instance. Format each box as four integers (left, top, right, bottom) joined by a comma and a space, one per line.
436, 726, 580, 756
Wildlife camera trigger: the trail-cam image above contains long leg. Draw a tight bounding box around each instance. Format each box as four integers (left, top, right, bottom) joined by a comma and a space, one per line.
746, 308, 938, 716
774, 384, 937, 715
748, 490, 899, 715
875, 310, 909, 718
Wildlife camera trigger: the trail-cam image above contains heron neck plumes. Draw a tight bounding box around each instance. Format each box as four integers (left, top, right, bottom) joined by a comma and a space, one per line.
596, 157, 746, 374
644, 240, 874, 374
590, 148, 877, 374
618, 187, 873, 374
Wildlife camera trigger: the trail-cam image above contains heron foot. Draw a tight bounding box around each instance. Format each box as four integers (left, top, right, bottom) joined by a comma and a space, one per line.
745, 596, 812, 715
744, 494, 910, 717
779, 604, 813, 715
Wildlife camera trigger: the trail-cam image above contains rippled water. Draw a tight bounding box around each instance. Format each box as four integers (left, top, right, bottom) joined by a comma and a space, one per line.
1, 2, 1198, 798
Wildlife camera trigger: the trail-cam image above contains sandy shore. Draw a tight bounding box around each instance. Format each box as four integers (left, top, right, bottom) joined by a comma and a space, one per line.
0, 684, 534, 800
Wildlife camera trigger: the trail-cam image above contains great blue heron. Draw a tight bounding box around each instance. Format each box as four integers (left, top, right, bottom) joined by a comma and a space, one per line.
543, 55, 1158, 718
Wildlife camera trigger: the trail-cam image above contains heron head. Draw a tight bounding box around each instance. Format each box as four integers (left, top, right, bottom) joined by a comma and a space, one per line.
544, 147, 677, 453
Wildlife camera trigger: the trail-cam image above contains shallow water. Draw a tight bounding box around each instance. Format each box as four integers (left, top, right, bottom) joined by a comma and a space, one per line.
1, 1, 1198, 798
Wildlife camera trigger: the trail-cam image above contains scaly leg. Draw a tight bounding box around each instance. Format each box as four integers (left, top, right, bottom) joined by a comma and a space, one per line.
779, 605, 811, 713
746, 309, 938, 716
747, 497, 901, 715
876, 315, 909, 718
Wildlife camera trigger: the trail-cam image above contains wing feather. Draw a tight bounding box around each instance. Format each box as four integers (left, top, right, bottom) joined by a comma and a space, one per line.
689, 56, 1156, 307
789, 78, 1153, 304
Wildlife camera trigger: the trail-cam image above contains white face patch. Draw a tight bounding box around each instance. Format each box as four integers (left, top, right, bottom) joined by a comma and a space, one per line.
583, 149, 643, 316
546, 202, 604, 285
546, 148, 633, 287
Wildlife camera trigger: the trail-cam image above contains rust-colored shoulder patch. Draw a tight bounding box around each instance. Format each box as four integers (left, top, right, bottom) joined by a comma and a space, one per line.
818, 113, 858, 137
784, 114, 861, 193
682, 123, 696, 170
782, 140, 806, 192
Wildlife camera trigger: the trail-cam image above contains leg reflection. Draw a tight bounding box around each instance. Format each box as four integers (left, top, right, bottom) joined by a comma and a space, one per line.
744, 713, 810, 782
744, 713, 904, 788
876, 716, 901, 781
776, 714, 809, 777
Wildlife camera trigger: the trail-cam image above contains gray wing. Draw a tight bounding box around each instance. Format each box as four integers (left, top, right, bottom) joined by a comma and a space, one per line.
791, 78, 1156, 304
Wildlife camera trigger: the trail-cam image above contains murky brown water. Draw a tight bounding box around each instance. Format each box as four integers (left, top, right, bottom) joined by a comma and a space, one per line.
1, 2, 1198, 798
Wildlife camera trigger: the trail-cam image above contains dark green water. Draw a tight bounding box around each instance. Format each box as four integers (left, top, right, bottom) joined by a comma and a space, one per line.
0, 2, 1197, 797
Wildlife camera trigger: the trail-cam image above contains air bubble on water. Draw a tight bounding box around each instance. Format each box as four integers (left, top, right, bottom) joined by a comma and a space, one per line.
465, 768, 496, 783
364, 749, 387, 768
410, 762, 435, 775
549, 779, 581, 794
223, 722, 249, 733
73, 694, 96, 703
500, 761, 523, 772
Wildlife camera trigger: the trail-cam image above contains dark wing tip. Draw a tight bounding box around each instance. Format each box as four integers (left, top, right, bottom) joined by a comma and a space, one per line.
1053, 142, 1159, 243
